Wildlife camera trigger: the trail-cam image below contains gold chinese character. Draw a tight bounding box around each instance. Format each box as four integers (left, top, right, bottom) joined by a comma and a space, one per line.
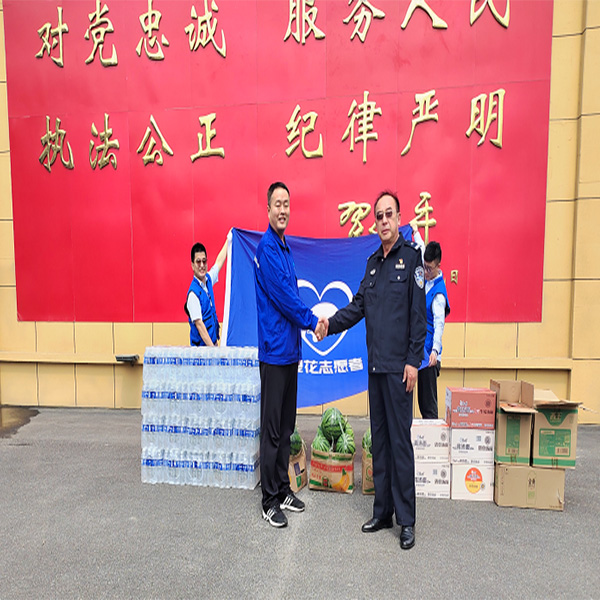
338, 201, 371, 237
39, 115, 74, 172
284, 0, 325, 45
286, 105, 324, 159
137, 115, 174, 165
342, 90, 382, 164
401, 0, 447, 29
401, 89, 438, 156
343, 0, 385, 42
84, 1, 118, 67
35, 6, 69, 68
190, 113, 225, 162
89, 113, 119, 170
136, 0, 169, 61
184, 1, 226, 58
450, 270, 458, 284
470, 0, 510, 28
466, 89, 505, 148
413, 191, 436, 244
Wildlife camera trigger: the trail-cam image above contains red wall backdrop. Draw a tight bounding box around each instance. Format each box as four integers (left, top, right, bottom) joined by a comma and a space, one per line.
4, 0, 553, 323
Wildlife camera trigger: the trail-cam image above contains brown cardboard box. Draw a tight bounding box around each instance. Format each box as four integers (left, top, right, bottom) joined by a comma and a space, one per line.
309, 448, 354, 494
445, 387, 496, 429
288, 445, 307, 493
494, 464, 565, 511
362, 448, 374, 495
490, 380, 537, 465
490, 379, 535, 409
531, 393, 579, 468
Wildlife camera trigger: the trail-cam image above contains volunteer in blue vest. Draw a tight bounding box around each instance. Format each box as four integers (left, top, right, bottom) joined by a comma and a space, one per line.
254, 181, 326, 528
186, 239, 228, 347
417, 241, 450, 419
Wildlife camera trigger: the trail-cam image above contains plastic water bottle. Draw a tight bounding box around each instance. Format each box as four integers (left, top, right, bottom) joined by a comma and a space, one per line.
141, 446, 151, 483
152, 447, 164, 484
180, 449, 191, 486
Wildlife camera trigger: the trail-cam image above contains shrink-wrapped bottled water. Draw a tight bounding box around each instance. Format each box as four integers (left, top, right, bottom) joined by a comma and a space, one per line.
141, 345, 261, 489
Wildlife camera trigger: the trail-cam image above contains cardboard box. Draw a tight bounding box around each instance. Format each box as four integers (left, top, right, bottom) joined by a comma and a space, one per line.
415, 462, 451, 498
490, 379, 535, 409
411, 419, 450, 462
451, 464, 494, 501
531, 401, 579, 469
288, 445, 307, 493
495, 410, 534, 465
450, 429, 495, 465
494, 464, 565, 511
445, 387, 496, 429
309, 448, 354, 494
490, 379, 537, 465
362, 448, 374, 495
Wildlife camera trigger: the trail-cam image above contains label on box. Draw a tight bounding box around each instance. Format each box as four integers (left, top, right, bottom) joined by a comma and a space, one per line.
411, 419, 450, 462
505, 415, 521, 455
415, 462, 450, 498
451, 463, 494, 501
538, 429, 571, 457
288, 446, 307, 493
309, 449, 354, 494
445, 387, 496, 429
451, 429, 495, 465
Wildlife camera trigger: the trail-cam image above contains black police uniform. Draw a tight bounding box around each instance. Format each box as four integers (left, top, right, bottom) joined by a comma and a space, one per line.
328, 234, 426, 526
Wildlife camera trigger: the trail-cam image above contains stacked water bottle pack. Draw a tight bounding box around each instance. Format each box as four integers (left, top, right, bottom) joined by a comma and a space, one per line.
141, 345, 261, 489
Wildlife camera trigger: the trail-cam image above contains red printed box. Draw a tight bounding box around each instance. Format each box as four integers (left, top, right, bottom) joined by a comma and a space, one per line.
445, 387, 496, 430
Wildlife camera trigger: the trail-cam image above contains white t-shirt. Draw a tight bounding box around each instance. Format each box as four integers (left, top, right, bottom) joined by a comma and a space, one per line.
186, 264, 220, 323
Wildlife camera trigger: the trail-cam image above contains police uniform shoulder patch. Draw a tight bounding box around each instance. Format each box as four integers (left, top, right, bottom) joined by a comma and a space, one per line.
407, 241, 420, 252
415, 266, 425, 289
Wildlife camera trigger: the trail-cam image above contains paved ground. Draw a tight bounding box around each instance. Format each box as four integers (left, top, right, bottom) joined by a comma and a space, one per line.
0, 407, 598, 600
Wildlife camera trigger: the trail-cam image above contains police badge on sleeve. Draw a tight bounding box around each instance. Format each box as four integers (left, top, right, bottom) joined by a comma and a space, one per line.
414, 266, 425, 289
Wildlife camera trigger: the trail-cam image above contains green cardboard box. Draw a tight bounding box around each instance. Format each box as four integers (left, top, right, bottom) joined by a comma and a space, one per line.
532, 389, 579, 469
490, 380, 537, 465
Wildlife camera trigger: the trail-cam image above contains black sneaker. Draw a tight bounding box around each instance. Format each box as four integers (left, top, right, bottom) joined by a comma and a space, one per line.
281, 492, 305, 512
262, 504, 288, 528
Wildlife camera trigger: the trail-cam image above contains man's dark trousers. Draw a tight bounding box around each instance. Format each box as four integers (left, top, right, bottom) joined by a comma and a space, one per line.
369, 371, 415, 527
259, 362, 298, 510
417, 363, 440, 419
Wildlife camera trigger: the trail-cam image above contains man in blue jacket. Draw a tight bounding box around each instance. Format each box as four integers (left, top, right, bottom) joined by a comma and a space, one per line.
254, 181, 323, 528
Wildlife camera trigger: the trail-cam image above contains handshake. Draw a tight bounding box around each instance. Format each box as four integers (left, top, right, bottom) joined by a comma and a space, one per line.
313, 316, 329, 342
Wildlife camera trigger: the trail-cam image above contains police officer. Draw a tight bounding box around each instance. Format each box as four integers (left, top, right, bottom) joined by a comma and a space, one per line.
319, 190, 426, 550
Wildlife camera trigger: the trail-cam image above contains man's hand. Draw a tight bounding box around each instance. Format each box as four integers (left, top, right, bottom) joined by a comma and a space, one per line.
428, 351, 438, 368
403, 364, 418, 393
315, 316, 329, 341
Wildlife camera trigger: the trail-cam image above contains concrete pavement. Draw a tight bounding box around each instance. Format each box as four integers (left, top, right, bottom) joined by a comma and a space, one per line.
0, 407, 598, 600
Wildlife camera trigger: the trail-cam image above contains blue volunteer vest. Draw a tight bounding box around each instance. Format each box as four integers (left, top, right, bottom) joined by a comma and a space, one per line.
187, 275, 219, 346
425, 275, 450, 356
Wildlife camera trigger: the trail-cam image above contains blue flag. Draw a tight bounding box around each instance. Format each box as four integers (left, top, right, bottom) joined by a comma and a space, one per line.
222, 226, 422, 408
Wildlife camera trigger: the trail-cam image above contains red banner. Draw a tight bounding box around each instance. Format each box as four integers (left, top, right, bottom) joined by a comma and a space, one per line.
4, 0, 553, 322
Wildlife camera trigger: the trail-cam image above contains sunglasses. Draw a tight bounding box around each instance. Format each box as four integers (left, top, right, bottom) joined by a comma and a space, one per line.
375, 209, 396, 221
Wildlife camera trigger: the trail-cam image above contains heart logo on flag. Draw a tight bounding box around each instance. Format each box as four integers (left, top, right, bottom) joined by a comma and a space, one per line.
298, 279, 353, 357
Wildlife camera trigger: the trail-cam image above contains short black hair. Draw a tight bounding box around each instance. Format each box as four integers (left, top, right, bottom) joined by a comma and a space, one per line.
424, 241, 442, 263
267, 181, 290, 206
191, 242, 207, 262
374, 190, 400, 214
